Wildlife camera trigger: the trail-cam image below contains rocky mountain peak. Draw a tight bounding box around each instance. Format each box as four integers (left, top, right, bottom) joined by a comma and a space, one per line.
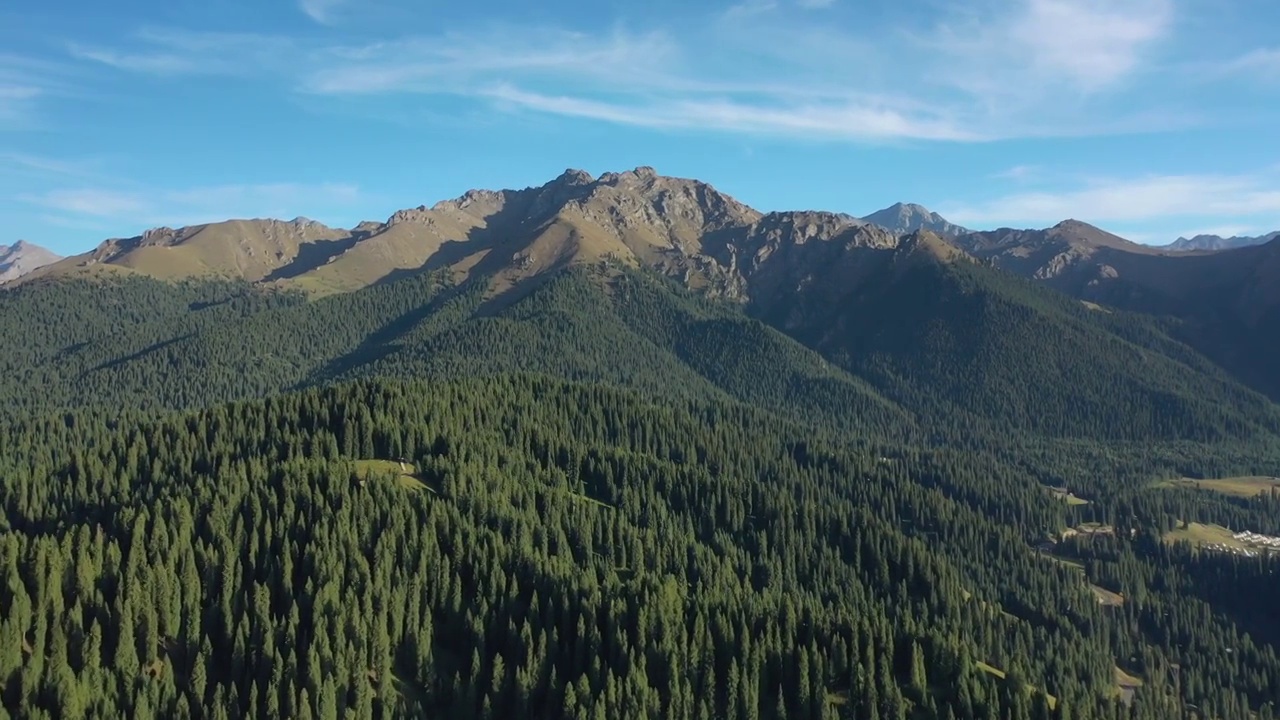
598, 166, 660, 185
140, 226, 179, 245
861, 202, 969, 237
0, 239, 62, 283
554, 168, 596, 186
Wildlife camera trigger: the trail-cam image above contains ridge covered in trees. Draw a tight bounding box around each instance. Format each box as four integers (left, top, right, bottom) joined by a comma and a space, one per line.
1, 260, 1278, 718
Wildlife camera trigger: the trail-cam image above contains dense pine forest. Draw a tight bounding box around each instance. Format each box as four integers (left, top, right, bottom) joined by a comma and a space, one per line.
2, 262, 1280, 719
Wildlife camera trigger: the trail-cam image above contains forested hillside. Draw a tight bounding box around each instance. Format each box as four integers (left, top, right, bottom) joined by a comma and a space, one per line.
2, 376, 1278, 719
3, 184, 1280, 719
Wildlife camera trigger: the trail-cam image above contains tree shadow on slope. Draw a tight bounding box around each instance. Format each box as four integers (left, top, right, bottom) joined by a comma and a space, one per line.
369, 188, 548, 290
263, 233, 370, 282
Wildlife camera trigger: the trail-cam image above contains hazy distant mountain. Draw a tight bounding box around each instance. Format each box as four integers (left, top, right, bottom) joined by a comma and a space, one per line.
860, 203, 970, 237
1162, 231, 1280, 252
0, 241, 61, 283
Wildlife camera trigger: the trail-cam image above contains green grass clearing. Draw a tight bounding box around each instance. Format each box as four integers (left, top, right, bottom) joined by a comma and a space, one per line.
1047, 486, 1091, 505
976, 663, 1057, 710
1090, 584, 1125, 607
1114, 666, 1143, 704
1163, 522, 1246, 550
1114, 666, 1143, 688
353, 459, 439, 494
1157, 476, 1280, 498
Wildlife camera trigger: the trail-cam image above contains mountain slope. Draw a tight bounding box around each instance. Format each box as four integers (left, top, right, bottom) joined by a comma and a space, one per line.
861, 202, 970, 236
952, 222, 1280, 399
0, 263, 916, 441
9, 167, 1280, 438
27, 217, 356, 284
743, 231, 1280, 442
0, 240, 61, 283
23, 167, 767, 297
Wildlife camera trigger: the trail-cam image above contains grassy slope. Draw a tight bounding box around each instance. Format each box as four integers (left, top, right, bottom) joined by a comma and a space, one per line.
1157, 476, 1280, 498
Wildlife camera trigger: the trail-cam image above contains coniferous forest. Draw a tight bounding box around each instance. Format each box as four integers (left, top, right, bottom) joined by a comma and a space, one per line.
2, 263, 1279, 719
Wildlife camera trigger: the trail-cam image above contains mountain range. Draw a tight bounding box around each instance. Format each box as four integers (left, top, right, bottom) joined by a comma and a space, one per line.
1161, 230, 1280, 252
6, 166, 1280, 414
4, 166, 1280, 718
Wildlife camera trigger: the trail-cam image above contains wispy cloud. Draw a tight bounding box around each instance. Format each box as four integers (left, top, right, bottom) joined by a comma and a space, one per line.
59, 0, 1230, 144
485, 85, 980, 141
941, 172, 1280, 226
1224, 48, 1280, 79
0, 152, 109, 181
722, 1, 779, 20
0, 54, 58, 125
32, 189, 151, 217
926, 0, 1173, 109
69, 28, 290, 77
21, 182, 362, 230
992, 165, 1040, 182
299, 0, 346, 25
302, 28, 680, 95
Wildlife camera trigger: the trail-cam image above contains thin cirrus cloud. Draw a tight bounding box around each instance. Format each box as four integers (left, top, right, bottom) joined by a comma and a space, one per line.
940, 173, 1280, 226
299, 0, 348, 25
482, 85, 981, 142
21, 183, 363, 230
67, 28, 292, 77
0, 85, 40, 121
0, 54, 59, 124
59, 0, 1279, 144
1225, 48, 1280, 79
302, 29, 680, 95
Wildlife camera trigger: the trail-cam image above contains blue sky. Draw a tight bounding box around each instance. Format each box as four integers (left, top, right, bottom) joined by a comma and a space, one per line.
2, 0, 1279, 255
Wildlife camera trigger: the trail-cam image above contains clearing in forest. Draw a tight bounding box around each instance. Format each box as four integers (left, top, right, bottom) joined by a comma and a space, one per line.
1089, 585, 1125, 607
1061, 522, 1114, 538
976, 662, 1057, 710
1157, 476, 1280, 498
1114, 666, 1143, 704
353, 459, 438, 493
1047, 486, 1091, 505
1163, 522, 1247, 550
